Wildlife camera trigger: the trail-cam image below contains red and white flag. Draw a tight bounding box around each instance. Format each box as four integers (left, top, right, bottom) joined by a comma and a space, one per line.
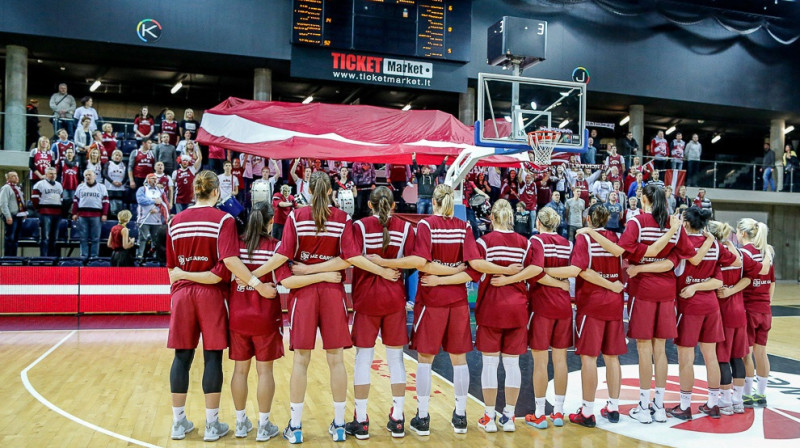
664, 169, 686, 191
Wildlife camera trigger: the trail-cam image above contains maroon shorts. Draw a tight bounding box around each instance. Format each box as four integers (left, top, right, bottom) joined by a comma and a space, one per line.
746, 311, 771, 346
528, 312, 573, 351
574, 314, 627, 357
168, 284, 229, 350
627, 298, 677, 341
475, 325, 527, 355
229, 329, 284, 362
288, 283, 352, 351
716, 326, 748, 362
675, 311, 724, 347
410, 304, 473, 355
351, 310, 409, 348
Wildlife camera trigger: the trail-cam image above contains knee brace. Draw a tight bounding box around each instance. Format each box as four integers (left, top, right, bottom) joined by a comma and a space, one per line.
502, 356, 521, 389
481, 355, 500, 389
170, 349, 195, 394
719, 362, 732, 386
732, 358, 746, 379
353, 347, 375, 386
385, 347, 406, 385
202, 350, 224, 394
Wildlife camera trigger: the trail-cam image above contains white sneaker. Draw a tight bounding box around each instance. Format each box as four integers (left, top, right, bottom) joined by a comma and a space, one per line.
235, 417, 253, 438
499, 414, 516, 432
171, 417, 194, 440
478, 414, 497, 433
652, 404, 667, 423
204, 420, 230, 442
257, 419, 280, 442
329, 421, 346, 442
732, 403, 745, 414
629, 403, 653, 424
720, 405, 734, 416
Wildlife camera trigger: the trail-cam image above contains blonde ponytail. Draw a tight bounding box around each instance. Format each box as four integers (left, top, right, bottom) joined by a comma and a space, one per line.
432, 184, 454, 217
369, 186, 394, 250
537, 206, 560, 232
707, 220, 732, 241
491, 199, 513, 231
737, 218, 774, 258
310, 171, 332, 233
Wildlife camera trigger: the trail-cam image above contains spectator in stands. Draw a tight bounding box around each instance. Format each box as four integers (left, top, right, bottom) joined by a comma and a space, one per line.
175, 130, 192, 155
625, 196, 641, 222
172, 154, 202, 213
783, 143, 798, 191
591, 170, 612, 202
627, 171, 645, 198
475, 171, 491, 195
134, 106, 155, 142
59, 147, 80, 215
536, 175, 552, 211
108, 209, 135, 267
487, 166, 502, 202
153, 162, 174, 210
26, 98, 40, 149
179, 109, 199, 140
72, 169, 108, 258
104, 149, 127, 216
32, 167, 63, 257
239, 153, 264, 192
612, 180, 627, 211
647, 169, 665, 189
411, 153, 446, 215
650, 130, 669, 171
88, 130, 109, 164
604, 143, 625, 173
634, 187, 643, 208
569, 168, 590, 207
518, 170, 538, 225
160, 109, 179, 146
501, 169, 521, 207
84, 148, 105, 184
73, 116, 92, 167
549, 165, 569, 203
290, 157, 312, 205
605, 192, 623, 232
251, 166, 278, 206
566, 185, 585, 240
332, 165, 356, 209
128, 139, 155, 190
73, 96, 99, 132
50, 83, 76, 137
231, 158, 246, 203
136, 173, 166, 259
581, 195, 597, 226
271, 184, 295, 239
513, 201, 532, 237
51, 128, 74, 161
219, 161, 239, 201
582, 137, 597, 165
352, 161, 377, 217
607, 165, 623, 188
29, 136, 53, 182
761, 143, 776, 191
670, 132, 686, 170
1, 171, 27, 256
665, 185, 676, 215
684, 133, 702, 186
463, 176, 486, 239
546, 191, 567, 237
385, 162, 411, 209
101, 123, 117, 153
675, 184, 690, 209
621, 131, 639, 158
153, 133, 177, 175
693, 188, 713, 217
180, 140, 200, 167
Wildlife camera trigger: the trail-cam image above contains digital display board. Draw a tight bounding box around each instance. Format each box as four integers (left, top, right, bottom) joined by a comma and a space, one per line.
292, 0, 471, 62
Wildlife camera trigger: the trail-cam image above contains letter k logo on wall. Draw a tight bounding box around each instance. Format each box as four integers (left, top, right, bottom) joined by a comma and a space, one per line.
137, 19, 163, 43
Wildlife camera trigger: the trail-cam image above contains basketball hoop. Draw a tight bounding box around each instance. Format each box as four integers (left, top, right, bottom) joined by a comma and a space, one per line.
527, 128, 571, 167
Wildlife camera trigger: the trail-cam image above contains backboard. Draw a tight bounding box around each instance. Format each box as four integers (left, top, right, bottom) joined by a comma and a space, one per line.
476, 73, 587, 154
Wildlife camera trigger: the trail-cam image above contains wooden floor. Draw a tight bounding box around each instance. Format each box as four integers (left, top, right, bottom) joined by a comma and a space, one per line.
1, 283, 798, 447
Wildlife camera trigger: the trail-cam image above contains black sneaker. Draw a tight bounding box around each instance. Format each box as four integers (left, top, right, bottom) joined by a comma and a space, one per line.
410, 411, 430, 436
601, 405, 620, 423
667, 404, 693, 421
386, 409, 405, 438
451, 409, 467, 434
344, 415, 369, 440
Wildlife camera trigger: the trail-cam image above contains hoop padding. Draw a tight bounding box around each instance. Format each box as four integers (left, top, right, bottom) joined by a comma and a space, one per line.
527, 130, 562, 166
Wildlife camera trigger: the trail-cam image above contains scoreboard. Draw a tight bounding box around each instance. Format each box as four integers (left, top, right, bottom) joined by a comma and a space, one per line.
292, 0, 471, 62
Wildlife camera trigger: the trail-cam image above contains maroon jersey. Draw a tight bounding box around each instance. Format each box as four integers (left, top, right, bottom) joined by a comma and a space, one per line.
29, 149, 53, 179
410, 215, 481, 308
574, 179, 590, 206
501, 180, 519, 202
719, 247, 747, 328
155, 173, 171, 191
572, 229, 624, 321
101, 131, 117, 153
605, 154, 624, 172
172, 166, 197, 204
527, 232, 572, 319
475, 230, 529, 328
740, 243, 774, 314
167, 206, 239, 293
276, 205, 354, 274
231, 167, 245, 191
59, 159, 80, 191
132, 149, 155, 179
54, 140, 75, 160
618, 213, 695, 302
272, 193, 295, 225
134, 116, 154, 136
519, 181, 538, 211
675, 236, 735, 315
343, 215, 415, 315
161, 120, 179, 146
536, 181, 552, 209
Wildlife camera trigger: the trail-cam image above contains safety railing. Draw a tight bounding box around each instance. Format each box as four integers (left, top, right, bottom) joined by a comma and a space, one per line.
0, 111, 146, 136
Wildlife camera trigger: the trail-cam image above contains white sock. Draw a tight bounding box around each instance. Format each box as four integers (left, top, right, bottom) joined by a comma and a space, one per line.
680, 391, 692, 411
290, 402, 304, 428
391, 397, 404, 420
757, 376, 768, 395
259, 412, 270, 426
721, 389, 733, 406
453, 364, 470, 417
503, 405, 515, 419
582, 401, 594, 417
173, 406, 186, 423
607, 398, 619, 412
416, 363, 432, 418
535, 397, 546, 418
639, 389, 649, 408
744, 377, 754, 396
333, 401, 346, 426
206, 408, 219, 424
708, 388, 719, 407
654, 387, 666, 408
485, 406, 496, 418
554, 395, 565, 414
355, 398, 368, 422
733, 385, 744, 405
235, 409, 247, 423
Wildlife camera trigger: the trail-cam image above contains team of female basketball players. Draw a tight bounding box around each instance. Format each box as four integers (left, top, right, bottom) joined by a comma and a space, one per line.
165, 169, 775, 443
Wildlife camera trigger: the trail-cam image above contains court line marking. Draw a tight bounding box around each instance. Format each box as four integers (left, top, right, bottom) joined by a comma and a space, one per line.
20, 330, 163, 448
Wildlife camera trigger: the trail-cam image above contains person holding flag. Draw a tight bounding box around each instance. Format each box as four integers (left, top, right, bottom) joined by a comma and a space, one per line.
136, 173, 169, 259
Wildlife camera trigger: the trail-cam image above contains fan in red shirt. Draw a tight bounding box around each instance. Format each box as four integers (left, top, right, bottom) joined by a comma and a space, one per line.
165, 170, 275, 442
162, 110, 180, 146
101, 123, 117, 153
249, 171, 356, 442
271, 185, 296, 240
134, 106, 155, 141
500, 170, 520, 207
604, 144, 625, 173
29, 136, 53, 181
172, 154, 202, 213
564, 204, 627, 427
339, 186, 417, 438
736, 218, 775, 407
580, 184, 691, 424
128, 140, 155, 190
52, 129, 76, 161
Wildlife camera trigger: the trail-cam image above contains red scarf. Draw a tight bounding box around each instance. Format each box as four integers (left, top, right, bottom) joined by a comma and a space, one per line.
7, 181, 26, 214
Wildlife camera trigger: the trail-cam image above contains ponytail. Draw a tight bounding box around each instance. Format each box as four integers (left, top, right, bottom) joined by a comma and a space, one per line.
243, 201, 274, 259
643, 184, 668, 229
684, 206, 712, 232
707, 220, 732, 241
737, 218, 775, 258
490, 199, 514, 231
310, 171, 332, 233
537, 207, 560, 231
433, 184, 455, 217
370, 186, 394, 249
753, 222, 773, 257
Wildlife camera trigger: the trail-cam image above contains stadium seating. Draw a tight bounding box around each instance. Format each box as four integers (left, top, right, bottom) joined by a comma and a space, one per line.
57, 257, 85, 267
28, 257, 57, 266
0, 256, 27, 266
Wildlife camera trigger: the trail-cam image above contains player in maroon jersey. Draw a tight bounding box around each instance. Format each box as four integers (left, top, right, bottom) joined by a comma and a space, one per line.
736, 218, 775, 407
339, 186, 416, 439
578, 184, 690, 424
166, 171, 276, 442
667, 207, 737, 420
565, 204, 627, 427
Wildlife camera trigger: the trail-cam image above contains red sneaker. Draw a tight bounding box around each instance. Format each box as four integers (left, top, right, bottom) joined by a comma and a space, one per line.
568, 409, 596, 428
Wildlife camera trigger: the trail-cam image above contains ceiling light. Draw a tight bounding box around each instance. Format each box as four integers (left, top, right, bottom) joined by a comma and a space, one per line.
302, 95, 313, 104
559, 119, 570, 128
170, 81, 183, 94
530, 101, 537, 110
712, 134, 722, 144
89, 80, 101, 92
666, 126, 676, 135
36, 59, 43, 63
784, 125, 795, 135
402, 104, 412, 111
59, 66, 65, 71
619, 115, 630, 126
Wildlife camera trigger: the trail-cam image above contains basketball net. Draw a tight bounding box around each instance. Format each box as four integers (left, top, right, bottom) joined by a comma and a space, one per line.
526, 128, 563, 168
